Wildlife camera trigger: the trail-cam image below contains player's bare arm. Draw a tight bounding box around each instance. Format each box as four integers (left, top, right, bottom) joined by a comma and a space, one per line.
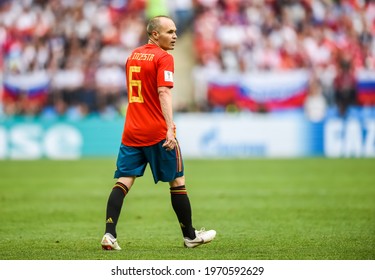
158, 86, 176, 151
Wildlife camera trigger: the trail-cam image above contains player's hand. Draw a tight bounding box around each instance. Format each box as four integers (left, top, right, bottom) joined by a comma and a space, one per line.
163, 128, 176, 151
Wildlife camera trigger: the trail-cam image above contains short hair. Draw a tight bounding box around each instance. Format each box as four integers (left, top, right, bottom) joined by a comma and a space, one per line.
146, 15, 173, 36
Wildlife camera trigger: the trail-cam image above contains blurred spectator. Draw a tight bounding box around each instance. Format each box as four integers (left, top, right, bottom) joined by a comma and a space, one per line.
170, 0, 194, 36
333, 52, 358, 117
95, 62, 126, 113
304, 71, 327, 122
118, 14, 145, 50
51, 57, 85, 112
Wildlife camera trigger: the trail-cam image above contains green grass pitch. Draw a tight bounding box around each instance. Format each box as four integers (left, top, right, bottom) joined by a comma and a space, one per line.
0, 158, 374, 260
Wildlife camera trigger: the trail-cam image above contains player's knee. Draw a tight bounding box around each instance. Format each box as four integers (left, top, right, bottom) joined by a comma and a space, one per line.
117, 176, 136, 190
169, 176, 185, 188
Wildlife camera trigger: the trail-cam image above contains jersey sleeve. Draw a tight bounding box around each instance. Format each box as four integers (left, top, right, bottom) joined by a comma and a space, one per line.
157, 52, 174, 88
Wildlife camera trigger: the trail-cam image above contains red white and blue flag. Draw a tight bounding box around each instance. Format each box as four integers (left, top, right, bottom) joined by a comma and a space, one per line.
207, 70, 309, 112
2, 70, 50, 103
357, 70, 375, 106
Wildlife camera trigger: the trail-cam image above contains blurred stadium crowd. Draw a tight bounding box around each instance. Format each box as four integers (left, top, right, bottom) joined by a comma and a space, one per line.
0, 0, 374, 120
192, 0, 375, 119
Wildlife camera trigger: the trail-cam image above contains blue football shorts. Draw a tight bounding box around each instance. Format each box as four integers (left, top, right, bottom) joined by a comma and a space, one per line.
114, 139, 184, 184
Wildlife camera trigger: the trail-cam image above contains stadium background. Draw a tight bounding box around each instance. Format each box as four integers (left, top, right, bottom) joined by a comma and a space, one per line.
0, 0, 375, 159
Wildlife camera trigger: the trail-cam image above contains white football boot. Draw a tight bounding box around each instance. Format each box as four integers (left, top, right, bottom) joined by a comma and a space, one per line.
101, 233, 121, 250
184, 228, 216, 248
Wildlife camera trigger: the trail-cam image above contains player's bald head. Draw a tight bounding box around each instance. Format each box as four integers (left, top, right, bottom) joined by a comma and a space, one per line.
147, 15, 174, 36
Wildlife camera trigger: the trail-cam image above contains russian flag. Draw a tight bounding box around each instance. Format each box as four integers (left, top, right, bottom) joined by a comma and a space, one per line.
2, 70, 50, 103
237, 70, 309, 112
356, 70, 375, 106
207, 73, 240, 108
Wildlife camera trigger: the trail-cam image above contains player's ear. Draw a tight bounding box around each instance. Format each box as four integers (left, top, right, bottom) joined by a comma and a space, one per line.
152, 30, 159, 40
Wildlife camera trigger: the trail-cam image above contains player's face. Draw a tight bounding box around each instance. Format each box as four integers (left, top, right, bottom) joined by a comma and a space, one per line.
156, 18, 177, 51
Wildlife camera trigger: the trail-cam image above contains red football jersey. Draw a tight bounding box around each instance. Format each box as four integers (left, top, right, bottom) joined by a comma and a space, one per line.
122, 44, 174, 146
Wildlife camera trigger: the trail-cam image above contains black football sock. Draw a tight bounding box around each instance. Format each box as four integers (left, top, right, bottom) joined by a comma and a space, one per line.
105, 182, 129, 238
170, 185, 196, 239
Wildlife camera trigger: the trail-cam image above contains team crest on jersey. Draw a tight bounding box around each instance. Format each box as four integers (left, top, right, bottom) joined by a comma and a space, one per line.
164, 71, 173, 82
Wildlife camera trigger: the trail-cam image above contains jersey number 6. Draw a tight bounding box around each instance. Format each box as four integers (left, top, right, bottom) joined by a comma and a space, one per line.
128, 66, 144, 103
